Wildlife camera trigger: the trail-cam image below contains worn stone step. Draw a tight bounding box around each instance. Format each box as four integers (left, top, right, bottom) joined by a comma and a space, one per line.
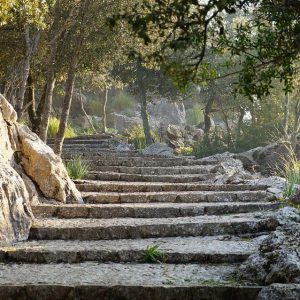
63, 155, 218, 167
31, 202, 280, 219
0, 262, 261, 300
86, 172, 217, 182
0, 235, 264, 264
29, 213, 277, 240
88, 165, 219, 175
76, 180, 268, 193
82, 190, 275, 204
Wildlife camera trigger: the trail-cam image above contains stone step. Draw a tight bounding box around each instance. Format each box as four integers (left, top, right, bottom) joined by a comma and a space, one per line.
86, 172, 217, 182
0, 235, 264, 264
0, 262, 261, 300
88, 165, 219, 175
76, 180, 268, 193
31, 202, 280, 219
65, 156, 218, 167
82, 190, 275, 204
29, 213, 278, 240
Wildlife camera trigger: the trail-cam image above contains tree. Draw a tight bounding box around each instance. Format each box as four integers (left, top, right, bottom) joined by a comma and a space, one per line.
117, 0, 300, 98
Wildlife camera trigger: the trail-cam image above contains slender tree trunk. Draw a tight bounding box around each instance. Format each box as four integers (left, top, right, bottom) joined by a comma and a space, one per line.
237, 107, 245, 140
292, 97, 300, 147
79, 88, 97, 134
53, 58, 77, 156
103, 87, 108, 133
137, 60, 152, 146
16, 27, 40, 119
204, 96, 214, 134
283, 93, 290, 139
140, 89, 152, 146
38, 42, 57, 142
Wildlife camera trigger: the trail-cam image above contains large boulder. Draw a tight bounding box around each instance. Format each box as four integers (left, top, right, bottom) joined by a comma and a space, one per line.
143, 143, 174, 157
0, 93, 82, 244
149, 98, 186, 128
108, 112, 142, 133
17, 125, 82, 204
235, 142, 292, 175
0, 155, 32, 245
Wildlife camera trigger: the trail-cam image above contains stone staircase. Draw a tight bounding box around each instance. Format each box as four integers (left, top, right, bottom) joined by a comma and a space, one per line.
0, 137, 282, 300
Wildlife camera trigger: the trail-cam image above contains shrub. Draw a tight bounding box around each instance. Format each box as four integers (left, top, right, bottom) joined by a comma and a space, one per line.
176, 146, 193, 156
280, 148, 300, 198
111, 92, 136, 113
66, 156, 90, 180
47, 117, 77, 139
186, 104, 204, 126
125, 124, 159, 150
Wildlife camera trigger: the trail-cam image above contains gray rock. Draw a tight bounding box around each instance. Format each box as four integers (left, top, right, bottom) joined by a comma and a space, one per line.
238, 208, 300, 285
143, 143, 174, 157
116, 143, 134, 152
257, 284, 300, 300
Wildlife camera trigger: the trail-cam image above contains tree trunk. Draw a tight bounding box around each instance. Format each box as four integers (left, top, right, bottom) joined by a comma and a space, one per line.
103, 87, 108, 133
53, 58, 77, 156
79, 88, 97, 134
292, 96, 300, 147
237, 106, 245, 140
16, 27, 40, 119
38, 42, 57, 142
204, 96, 214, 134
137, 60, 152, 146
283, 93, 290, 139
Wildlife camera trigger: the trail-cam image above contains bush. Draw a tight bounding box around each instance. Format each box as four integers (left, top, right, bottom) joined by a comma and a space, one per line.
125, 124, 159, 150
111, 92, 136, 113
193, 132, 227, 158
66, 156, 90, 180
86, 99, 103, 116
176, 146, 193, 156
281, 148, 300, 198
47, 117, 77, 139
186, 104, 204, 126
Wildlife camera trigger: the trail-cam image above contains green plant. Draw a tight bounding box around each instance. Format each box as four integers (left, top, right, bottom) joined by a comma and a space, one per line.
125, 124, 159, 150
186, 104, 204, 126
47, 117, 77, 139
176, 145, 193, 156
144, 244, 166, 263
112, 92, 135, 113
281, 148, 300, 198
66, 156, 90, 180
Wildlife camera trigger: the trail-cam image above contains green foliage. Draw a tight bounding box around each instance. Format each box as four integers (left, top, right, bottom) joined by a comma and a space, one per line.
111, 92, 136, 114
87, 99, 103, 116
176, 146, 193, 156
281, 149, 300, 198
118, 1, 300, 98
47, 117, 77, 139
66, 156, 90, 180
144, 244, 166, 263
193, 133, 227, 158
125, 124, 158, 150
186, 104, 204, 126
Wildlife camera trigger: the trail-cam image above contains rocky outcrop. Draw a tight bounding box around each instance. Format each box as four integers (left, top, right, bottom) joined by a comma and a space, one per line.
143, 143, 174, 156
237, 207, 300, 285
235, 142, 292, 175
17, 125, 82, 204
0, 94, 82, 244
257, 284, 300, 300
0, 155, 32, 245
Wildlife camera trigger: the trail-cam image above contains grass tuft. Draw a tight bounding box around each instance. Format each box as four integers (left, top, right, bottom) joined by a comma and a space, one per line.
144, 244, 166, 263
66, 156, 90, 180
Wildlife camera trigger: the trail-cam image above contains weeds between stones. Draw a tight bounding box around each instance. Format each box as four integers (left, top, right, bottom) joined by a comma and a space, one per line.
144, 244, 166, 263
